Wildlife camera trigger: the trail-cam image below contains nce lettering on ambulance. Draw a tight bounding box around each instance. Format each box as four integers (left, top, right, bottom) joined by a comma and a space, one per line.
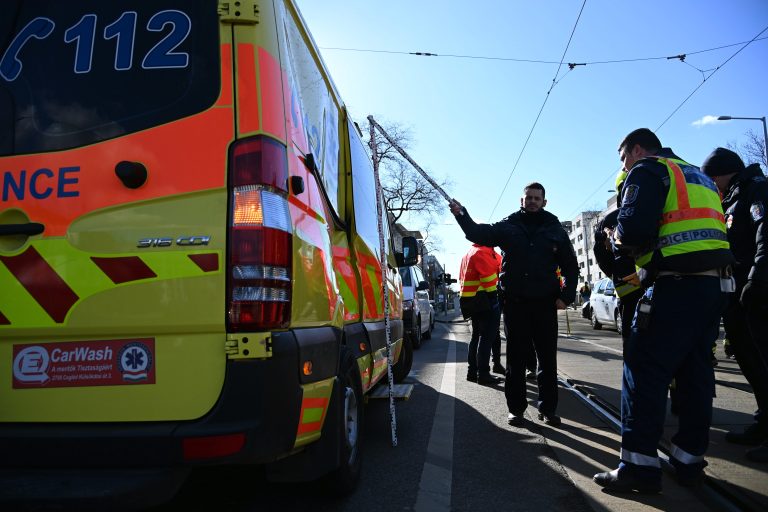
2, 166, 80, 201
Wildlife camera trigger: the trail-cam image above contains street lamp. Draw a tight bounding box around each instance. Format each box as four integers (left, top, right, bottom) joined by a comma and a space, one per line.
717, 115, 768, 166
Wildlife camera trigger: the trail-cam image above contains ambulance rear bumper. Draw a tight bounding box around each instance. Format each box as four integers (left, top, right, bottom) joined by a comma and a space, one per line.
0, 331, 307, 469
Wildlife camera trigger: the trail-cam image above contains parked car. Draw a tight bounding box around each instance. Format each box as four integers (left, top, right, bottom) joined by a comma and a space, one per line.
589, 278, 622, 332
581, 300, 592, 320
399, 266, 433, 348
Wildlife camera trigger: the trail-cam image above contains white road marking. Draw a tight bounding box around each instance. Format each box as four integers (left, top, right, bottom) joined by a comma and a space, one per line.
413, 337, 456, 512
559, 333, 623, 355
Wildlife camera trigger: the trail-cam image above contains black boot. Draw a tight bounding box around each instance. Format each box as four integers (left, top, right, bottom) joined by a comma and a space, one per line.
725, 423, 768, 446
593, 468, 661, 493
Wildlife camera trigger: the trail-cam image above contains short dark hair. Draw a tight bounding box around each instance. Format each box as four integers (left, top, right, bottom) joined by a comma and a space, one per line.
619, 128, 662, 153
524, 182, 545, 198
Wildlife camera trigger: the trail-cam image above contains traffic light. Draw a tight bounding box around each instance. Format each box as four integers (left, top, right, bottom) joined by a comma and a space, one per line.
444, 273, 457, 284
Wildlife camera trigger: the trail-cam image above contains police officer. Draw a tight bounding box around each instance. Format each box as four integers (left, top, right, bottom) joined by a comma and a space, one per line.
594, 128, 733, 492
449, 183, 578, 427
459, 243, 504, 384
702, 147, 768, 463
593, 170, 642, 354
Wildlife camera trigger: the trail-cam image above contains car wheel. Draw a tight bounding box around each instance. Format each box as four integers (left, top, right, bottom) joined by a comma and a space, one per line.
391, 336, 413, 383
325, 349, 363, 495
615, 310, 622, 334
411, 316, 422, 349
591, 309, 602, 330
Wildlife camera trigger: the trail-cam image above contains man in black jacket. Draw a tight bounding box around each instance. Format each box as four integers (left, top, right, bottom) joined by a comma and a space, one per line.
702, 147, 768, 463
449, 182, 578, 427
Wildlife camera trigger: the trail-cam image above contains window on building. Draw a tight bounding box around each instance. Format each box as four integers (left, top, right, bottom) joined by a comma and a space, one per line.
578, 234, 583, 242
578, 248, 583, 256
576, 220, 581, 228
588, 259, 593, 266
579, 262, 585, 268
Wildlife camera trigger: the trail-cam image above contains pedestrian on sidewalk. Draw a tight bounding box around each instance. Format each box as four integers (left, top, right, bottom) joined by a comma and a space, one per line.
459, 244, 504, 385
702, 147, 768, 463
449, 182, 578, 427
594, 128, 733, 493
579, 282, 591, 306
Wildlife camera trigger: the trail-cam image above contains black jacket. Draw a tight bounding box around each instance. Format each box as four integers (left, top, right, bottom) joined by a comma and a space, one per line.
455, 208, 578, 304
594, 209, 639, 286
721, 163, 768, 291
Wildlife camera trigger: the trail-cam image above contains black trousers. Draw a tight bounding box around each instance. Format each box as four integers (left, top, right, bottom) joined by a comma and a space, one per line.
503, 297, 558, 415
619, 290, 642, 355
724, 296, 768, 426
468, 308, 497, 376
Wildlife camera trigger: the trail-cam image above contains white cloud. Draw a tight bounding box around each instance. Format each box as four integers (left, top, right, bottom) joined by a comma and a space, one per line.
691, 115, 720, 128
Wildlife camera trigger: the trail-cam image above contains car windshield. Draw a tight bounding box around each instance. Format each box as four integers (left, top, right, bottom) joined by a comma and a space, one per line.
0, 0, 219, 156
398, 268, 412, 287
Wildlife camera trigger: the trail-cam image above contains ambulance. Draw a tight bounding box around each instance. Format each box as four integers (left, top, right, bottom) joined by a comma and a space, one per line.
0, 0, 417, 506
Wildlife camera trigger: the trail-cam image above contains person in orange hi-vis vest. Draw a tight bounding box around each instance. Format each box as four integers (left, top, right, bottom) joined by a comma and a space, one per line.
459, 244, 503, 385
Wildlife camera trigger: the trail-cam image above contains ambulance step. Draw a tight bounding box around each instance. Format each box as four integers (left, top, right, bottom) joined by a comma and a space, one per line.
368, 383, 414, 400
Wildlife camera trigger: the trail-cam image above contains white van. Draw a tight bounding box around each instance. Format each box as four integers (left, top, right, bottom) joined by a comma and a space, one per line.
398, 266, 434, 348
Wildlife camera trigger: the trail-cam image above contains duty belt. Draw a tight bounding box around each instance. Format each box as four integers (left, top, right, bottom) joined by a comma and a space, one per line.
657, 269, 720, 278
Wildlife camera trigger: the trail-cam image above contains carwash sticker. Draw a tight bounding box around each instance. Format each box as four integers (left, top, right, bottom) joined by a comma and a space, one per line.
12, 338, 155, 388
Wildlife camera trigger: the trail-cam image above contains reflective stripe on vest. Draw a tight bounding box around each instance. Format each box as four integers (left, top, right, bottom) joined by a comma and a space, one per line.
636, 157, 728, 268
615, 280, 640, 298
460, 273, 499, 297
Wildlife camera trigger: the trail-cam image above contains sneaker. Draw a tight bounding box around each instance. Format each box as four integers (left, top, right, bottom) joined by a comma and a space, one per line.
466, 372, 478, 382
746, 444, 768, 463
492, 362, 506, 375
477, 373, 501, 385
538, 412, 561, 427
507, 413, 524, 426
525, 369, 536, 381
725, 423, 768, 446
593, 468, 661, 493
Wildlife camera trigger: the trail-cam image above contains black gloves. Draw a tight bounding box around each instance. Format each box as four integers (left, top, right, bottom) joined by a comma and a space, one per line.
741, 279, 768, 309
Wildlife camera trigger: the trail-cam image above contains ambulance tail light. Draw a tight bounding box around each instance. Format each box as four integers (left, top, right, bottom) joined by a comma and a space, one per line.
228, 136, 292, 332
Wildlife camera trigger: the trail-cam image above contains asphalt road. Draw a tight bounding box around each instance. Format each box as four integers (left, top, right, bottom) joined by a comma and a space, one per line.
149, 306, 767, 512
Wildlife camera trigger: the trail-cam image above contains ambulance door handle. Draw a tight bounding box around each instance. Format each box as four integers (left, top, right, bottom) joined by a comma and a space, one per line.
0, 222, 44, 236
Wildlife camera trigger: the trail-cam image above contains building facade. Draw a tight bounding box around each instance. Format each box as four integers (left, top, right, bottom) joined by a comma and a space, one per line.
570, 194, 620, 287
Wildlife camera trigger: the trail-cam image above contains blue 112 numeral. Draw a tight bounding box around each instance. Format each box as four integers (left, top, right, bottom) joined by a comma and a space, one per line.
0, 10, 190, 82
104, 11, 137, 71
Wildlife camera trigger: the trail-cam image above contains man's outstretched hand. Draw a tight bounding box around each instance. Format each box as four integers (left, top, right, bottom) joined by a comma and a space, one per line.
449, 199, 464, 216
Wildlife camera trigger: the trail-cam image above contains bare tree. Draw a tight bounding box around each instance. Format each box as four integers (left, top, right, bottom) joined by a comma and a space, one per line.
727, 129, 767, 169
366, 119, 451, 224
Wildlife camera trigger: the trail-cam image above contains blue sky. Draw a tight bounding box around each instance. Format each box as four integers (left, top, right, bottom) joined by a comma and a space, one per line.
295, 0, 768, 278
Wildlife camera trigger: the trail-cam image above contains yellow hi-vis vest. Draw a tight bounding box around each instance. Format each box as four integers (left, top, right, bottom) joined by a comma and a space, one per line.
635, 157, 729, 269
615, 278, 641, 298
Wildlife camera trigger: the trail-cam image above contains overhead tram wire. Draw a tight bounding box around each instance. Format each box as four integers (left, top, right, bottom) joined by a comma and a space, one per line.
566, 24, 768, 219
487, 0, 588, 220
319, 36, 768, 68
655, 24, 768, 132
